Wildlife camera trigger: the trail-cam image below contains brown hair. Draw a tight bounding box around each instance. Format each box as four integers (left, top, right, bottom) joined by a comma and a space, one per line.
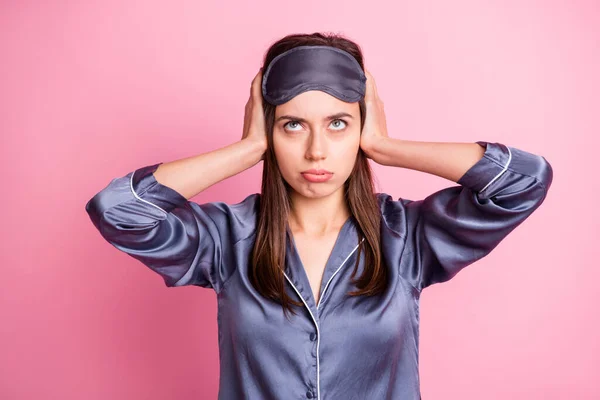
249, 32, 388, 320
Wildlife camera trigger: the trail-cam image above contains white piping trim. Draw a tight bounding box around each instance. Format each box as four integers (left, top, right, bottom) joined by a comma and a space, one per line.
479, 146, 512, 194
129, 170, 185, 226
282, 273, 320, 399
283, 238, 364, 400
130, 170, 169, 214
317, 238, 365, 310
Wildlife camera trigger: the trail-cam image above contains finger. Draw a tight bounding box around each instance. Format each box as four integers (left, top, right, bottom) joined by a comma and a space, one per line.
250, 68, 260, 97
252, 68, 263, 100
369, 70, 379, 100
242, 105, 250, 138
364, 69, 374, 102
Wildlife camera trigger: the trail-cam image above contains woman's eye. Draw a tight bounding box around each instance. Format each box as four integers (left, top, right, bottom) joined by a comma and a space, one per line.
283, 119, 347, 132
330, 119, 347, 130
284, 121, 302, 131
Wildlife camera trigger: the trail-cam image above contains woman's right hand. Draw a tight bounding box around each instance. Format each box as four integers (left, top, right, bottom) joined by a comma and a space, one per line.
241, 68, 268, 161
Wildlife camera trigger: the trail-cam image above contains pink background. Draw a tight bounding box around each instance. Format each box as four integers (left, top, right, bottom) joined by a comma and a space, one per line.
1, 1, 597, 399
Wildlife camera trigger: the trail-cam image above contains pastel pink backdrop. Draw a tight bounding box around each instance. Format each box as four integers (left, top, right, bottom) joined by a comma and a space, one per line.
1, 1, 596, 399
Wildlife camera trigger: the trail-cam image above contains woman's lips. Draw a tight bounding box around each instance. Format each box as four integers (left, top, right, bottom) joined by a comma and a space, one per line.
301, 172, 333, 183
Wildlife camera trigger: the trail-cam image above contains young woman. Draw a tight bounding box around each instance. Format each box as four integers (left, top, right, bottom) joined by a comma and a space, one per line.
85, 33, 553, 400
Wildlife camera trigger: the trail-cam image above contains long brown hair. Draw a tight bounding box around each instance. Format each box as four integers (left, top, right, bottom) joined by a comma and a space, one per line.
249, 32, 388, 320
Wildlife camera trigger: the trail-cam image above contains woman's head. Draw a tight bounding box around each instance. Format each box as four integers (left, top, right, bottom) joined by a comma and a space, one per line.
250, 33, 389, 319
261, 33, 368, 202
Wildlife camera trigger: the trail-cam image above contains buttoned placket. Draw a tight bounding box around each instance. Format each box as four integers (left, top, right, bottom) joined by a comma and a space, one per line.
283, 217, 365, 400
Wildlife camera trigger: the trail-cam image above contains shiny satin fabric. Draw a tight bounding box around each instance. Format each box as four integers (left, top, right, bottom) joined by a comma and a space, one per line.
85, 141, 553, 399
261, 45, 367, 105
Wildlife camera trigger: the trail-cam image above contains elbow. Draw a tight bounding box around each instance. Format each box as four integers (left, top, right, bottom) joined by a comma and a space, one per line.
537, 156, 553, 193
508, 146, 554, 194
84, 176, 129, 226
85, 195, 105, 232
542, 156, 554, 190
524, 156, 553, 211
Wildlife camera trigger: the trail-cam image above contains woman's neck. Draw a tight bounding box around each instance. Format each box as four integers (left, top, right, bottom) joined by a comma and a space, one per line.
288, 188, 350, 236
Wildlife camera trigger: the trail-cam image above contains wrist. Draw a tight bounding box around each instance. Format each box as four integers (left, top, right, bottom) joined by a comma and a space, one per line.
363, 136, 391, 164
243, 137, 268, 162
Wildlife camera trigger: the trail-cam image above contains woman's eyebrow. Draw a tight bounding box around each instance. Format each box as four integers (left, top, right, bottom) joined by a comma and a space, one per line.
275, 112, 354, 123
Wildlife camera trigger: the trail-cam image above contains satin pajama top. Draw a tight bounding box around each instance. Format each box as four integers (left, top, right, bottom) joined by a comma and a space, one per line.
85, 140, 553, 400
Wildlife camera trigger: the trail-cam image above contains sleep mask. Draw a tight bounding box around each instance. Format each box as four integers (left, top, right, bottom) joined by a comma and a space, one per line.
261, 45, 367, 106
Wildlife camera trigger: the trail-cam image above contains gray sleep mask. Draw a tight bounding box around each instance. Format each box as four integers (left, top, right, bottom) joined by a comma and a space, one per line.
261, 45, 367, 106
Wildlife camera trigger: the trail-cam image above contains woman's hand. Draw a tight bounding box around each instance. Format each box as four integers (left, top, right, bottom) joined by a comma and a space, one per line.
360, 69, 389, 161
241, 68, 268, 160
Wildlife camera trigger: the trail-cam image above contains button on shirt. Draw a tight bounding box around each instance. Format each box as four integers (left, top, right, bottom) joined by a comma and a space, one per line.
85, 141, 553, 399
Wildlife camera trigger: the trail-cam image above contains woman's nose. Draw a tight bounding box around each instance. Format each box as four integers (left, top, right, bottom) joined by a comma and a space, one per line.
305, 132, 327, 160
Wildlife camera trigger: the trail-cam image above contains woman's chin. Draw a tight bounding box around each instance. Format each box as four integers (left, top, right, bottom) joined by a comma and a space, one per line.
291, 182, 343, 199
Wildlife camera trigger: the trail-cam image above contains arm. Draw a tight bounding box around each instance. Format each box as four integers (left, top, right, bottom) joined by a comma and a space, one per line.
85, 138, 266, 291
373, 138, 553, 292
152, 138, 266, 200
364, 137, 487, 182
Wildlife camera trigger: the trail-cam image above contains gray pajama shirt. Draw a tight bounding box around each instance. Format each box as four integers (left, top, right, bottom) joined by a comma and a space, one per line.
85, 140, 553, 400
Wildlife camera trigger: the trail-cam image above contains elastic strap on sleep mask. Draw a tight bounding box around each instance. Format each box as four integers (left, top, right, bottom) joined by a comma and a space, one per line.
261, 45, 367, 106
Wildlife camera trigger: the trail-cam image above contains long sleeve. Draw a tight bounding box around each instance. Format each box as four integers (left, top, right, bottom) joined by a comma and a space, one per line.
85, 162, 259, 292
380, 141, 553, 292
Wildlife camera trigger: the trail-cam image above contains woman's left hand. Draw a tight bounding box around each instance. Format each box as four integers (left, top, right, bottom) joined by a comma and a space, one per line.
360, 69, 389, 160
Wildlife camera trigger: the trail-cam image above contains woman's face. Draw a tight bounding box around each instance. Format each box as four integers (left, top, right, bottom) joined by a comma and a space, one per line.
273, 90, 361, 199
